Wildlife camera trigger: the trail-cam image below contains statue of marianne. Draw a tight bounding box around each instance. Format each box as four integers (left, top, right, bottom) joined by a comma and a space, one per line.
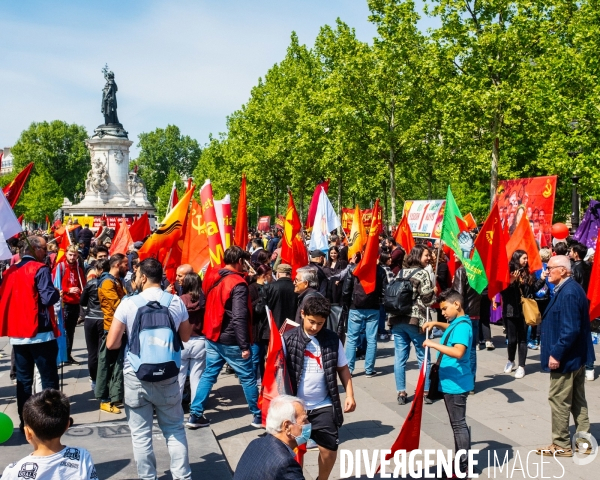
101, 64, 120, 125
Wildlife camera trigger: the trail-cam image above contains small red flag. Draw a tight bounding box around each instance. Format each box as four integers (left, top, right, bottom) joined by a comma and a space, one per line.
464, 212, 477, 231
281, 192, 303, 269
181, 199, 210, 272
304, 179, 330, 232
378, 351, 427, 472
506, 214, 543, 272
353, 199, 381, 294
234, 175, 248, 249
474, 204, 510, 299
110, 219, 134, 256
129, 212, 151, 242
394, 214, 415, 254
588, 234, 600, 320
3, 162, 34, 208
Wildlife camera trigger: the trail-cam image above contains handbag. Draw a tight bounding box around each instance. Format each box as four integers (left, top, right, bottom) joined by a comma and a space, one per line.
426, 319, 470, 401
521, 297, 541, 326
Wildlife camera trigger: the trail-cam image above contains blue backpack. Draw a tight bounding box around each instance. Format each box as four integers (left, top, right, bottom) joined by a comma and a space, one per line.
127, 292, 183, 382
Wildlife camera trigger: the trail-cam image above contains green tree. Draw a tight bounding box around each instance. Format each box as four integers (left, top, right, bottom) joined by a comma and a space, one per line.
135, 125, 202, 203
10, 120, 89, 200
18, 166, 63, 222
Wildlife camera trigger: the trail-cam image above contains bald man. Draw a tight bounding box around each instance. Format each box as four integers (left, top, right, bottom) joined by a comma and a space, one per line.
166, 264, 194, 295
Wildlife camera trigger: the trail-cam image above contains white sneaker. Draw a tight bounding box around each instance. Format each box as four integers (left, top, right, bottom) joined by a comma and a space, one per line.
515, 366, 525, 379
586, 369, 595, 381
91, 381, 96, 391
504, 361, 516, 373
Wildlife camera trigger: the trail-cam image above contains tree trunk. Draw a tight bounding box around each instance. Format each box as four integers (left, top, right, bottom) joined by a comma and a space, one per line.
490, 133, 500, 208
337, 170, 343, 234
389, 149, 397, 225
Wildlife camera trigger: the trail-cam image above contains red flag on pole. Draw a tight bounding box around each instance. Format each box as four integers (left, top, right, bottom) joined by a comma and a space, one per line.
110, 219, 134, 256
181, 199, 210, 272
394, 213, 415, 254
588, 235, 600, 320
474, 204, 511, 300
234, 175, 248, 249
281, 191, 305, 278
506, 214, 543, 272
378, 350, 427, 472
129, 212, 151, 242
200, 180, 225, 268
3, 162, 34, 208
464, 212, 477, 231
352, 199, 381, 294
304, 179, 329, 232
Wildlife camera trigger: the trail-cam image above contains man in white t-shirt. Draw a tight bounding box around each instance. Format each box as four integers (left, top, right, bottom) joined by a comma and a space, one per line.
107, 258, 193, 480
283, 295, 356, 480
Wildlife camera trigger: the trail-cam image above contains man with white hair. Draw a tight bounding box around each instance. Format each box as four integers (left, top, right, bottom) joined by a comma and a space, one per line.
233, 395, 308, 480
293, 266, 322, 324
536, 255, 595, 457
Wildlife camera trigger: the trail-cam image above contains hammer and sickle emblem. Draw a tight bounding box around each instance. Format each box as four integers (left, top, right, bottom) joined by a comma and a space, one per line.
191, 210, 205, 235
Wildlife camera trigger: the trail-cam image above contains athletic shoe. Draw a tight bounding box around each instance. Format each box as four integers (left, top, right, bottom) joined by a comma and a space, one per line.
100, 402, 121, 414
515, 366, 526, 379
186, 414, 210, 429
251, 414, 263, 428
397, 393, 407, 405
527, 342, 539, 350
423, 396, 433, 405
306, 439, 319, 450
586, 369, 595, 381
90, 381, 96, 391
365, 371, 379, 378
503, 361, 516, 373
478, 341, 486, 351
224, 364, 235, 375
485, 341, 495, 351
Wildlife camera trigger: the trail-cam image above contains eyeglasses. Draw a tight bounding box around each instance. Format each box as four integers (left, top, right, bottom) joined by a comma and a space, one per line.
546, 266, 565, 271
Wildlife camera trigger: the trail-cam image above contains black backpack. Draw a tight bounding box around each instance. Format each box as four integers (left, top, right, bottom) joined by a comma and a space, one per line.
384, 268, 421, 316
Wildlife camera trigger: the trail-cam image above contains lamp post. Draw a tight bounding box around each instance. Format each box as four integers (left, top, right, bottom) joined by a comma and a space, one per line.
571, 174, 580, 234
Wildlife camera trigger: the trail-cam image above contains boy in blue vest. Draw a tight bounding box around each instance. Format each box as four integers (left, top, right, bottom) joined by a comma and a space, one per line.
283, 295, 356, 480
423, 289, 473, 478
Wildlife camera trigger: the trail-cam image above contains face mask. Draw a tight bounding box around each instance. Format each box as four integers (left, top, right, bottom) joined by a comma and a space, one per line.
292, 422, 312, 446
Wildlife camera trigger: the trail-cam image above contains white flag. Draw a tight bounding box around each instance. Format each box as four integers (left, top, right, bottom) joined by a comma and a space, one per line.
0, 190, 22, 239
0, 228, 12, 260
308, 187, 340, 252
214, 194, 231, 250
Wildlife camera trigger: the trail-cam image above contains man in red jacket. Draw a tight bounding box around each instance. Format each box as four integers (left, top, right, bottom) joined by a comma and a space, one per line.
0, 235, 61, 429
186, 246, 261, 429
53, 245, 86, 364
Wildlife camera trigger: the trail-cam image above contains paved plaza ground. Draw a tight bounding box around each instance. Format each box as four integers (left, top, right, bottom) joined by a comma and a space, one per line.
1, 324, 599, 479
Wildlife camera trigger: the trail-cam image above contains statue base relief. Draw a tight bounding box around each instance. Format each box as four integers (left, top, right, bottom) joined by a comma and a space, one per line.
62, 124, 155, 219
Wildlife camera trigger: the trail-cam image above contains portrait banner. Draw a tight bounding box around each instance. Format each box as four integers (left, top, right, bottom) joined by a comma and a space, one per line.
402, 200, 446, 239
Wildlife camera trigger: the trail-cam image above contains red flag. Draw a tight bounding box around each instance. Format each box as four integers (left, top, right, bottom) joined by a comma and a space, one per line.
352, 199, 381, 294
304, 179, 330, 232
17, 214, 24, 225
474, 204, 510, 299
109, 219, 134, 256
200, 180, 225, 268
234, 175, 248, 249
588, 235, 600, 320
394, 214, 415, 254
259, 307, 293, 426
55, 228, 72, 264
506, 214, 543, 272
464, 212, 477, 231
181, 199, 210, 272
502, 217, 510, 246
167, 182, 179, 214
3, 162, 34, 208
129, 212, 151, 242
378, 352, 427, 472
186, 177, 193, 192
281, 192, 305, 278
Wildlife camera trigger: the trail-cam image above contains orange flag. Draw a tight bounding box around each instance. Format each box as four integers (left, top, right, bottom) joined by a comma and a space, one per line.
55, 228, 72, 264
474, 204, 510, 299
181, 199, 210, 272
110, 219, 134, 256
347, 205, 366, 259
506, 214, 543, 272
464, 212, 477, 231
139, 186, 195, 263
129, 212, 151, 242
234, 175, 248, 248
394, 213, 415, 254
588, 234, 600, 320
3, 162, 34, 208
200, 180, 225, 268
353, 199, 381, 294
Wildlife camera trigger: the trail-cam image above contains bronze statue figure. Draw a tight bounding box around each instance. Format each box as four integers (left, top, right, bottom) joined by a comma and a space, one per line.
101, 64, 120, 125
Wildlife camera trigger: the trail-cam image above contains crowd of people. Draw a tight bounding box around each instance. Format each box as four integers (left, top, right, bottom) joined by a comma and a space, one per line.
0, 220, 597, 479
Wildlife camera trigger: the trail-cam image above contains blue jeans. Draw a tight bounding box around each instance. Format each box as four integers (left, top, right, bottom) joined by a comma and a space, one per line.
190, 340, 260, 417
378, 305, 388, 334
470, 320, 479, 387
250, 343, 263, 381
124, 370, 191, 480
345, 309, 379, 374
391, 323, 430, 392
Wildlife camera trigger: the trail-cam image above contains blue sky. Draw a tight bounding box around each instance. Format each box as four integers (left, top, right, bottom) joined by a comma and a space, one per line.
0, 1, 437, 157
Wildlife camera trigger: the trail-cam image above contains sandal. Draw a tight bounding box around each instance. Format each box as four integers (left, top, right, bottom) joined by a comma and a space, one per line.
535, 444, 572, 457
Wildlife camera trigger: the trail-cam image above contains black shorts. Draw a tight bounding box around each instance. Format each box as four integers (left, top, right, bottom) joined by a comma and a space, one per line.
307, 405, 339, 451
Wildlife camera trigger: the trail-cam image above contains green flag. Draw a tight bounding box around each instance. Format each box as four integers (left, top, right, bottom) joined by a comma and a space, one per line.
441, 186, 488, 294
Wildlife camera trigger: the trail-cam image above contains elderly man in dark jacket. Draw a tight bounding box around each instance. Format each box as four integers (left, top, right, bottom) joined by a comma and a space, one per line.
293, 266, 322, 324
234, 395, 306, 480
264, 263, 298, 328
536, 255, 595, 457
